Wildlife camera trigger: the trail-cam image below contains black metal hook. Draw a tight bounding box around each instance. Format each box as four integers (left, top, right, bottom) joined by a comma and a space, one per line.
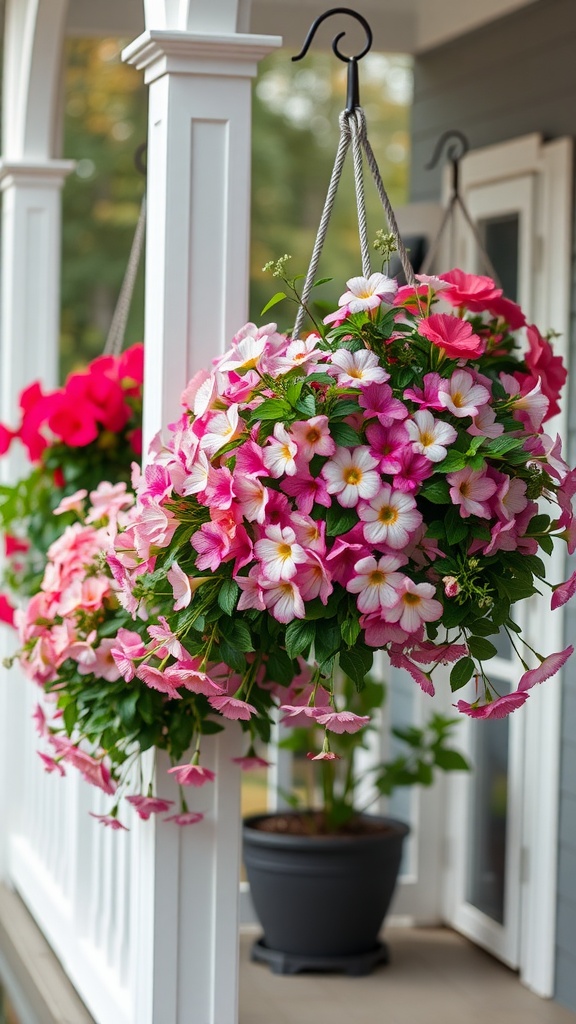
425, 129, 469, 196
292, 8, 373, 114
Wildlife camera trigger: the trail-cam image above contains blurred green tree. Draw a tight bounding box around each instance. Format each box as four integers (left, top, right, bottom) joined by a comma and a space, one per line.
61, 41, 411, 375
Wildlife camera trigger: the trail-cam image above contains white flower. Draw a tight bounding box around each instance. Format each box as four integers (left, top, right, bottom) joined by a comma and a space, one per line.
199, 405, 240, 457
358, 485, 422, 548
254, 525, 307, 582
346, 555, 405, 613
405, 410, 458, 463
438, 370, 490, 419
262, 423, 298, 477
338, 273, 398, 312
321, 446, 380, 508
328, 348, 390, 388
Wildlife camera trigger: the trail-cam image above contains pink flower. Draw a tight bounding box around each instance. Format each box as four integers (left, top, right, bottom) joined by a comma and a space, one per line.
38, 752, 66, 776
191, 521, 231, 571
254, 525, 307, 582
366, 421, 410, 474
392, 447, 434, 493
167, 562, 192, 610
388, 651, 434, 696
126, 796, 175, 820
517, 646, 574, 690
328, 348, 389, 387
164, 811, 204, 826
289, 416, 335, 461
167, 764, 216, 786
314, 710, 370, 734
89, 813, 128, 831
439, 268, 502, 310
281, 469, 331, 515
403, 372, 444, 410
53, 489, 88, 516
358, 485, 422, 548
263, 423, 298, 477
232, 755, 272, 770
456, 691, 530, 719
261, 579, 306, 623
383, 578, 443, 633
418, 314, 484, 360
322, 446, 380, 508
200, 405, 241, 457
404, 410, 457, 462
233, 475, 269, 524
208, 695, 257, 720
552, 570, 576, 610
438, 370, 490, 418
346, 555, 405, 613
111, 628, 146, 681
467, 403, 504, 438
358, 382, 408, 424
78, 639, 120, 682
523, 323, 567, 421
338, 273, 398, 312
307, 751, 342, 761
136, 664, 182, 700
447, 467, 498, 519
236, 569, 266, 611
442, 575, 460, 598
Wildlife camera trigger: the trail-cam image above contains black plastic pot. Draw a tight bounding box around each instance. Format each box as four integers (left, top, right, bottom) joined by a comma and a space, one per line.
243, 812, 409, 975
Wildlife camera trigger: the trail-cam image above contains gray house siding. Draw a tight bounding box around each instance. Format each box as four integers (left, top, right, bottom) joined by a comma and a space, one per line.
409, 0, 576, 1010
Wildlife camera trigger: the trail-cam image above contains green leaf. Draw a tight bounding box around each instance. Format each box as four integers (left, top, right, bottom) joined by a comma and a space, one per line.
437, 450, 468, 473
312, 276, 333, 288
326, 505, 358, 537
526, 513, 551, 535
63, 702, 78, 735
218, 578, 239, 616
339, 647, 369, 689
252, 398, 292, 421
467, 636, 498, 661
329, 422, 363, 446
267, 648, 295, 687
433, 749, 469, 771
539, 534, 554, 555
420, 478, 450, 504
260, 291, 286, 316
314, 619, 341, 666
450, 657, 475, 692
444, 507, 468, 546
218, 639, 246, 673
483, 435, 526, 457
285, 381, 304, 405
331, 399, 361, 418
295, 394, 316, 418
285, 619, 316, 660
341, 617, 361, 647
306, 372, 335, 385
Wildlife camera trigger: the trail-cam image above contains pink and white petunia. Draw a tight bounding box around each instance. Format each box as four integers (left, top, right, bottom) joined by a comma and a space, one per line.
552, 570, 576, 610
438, 370, 491, 418
216, 334, 268, 373
233, 474, 269, 524
199, 405, 241, 458
382, 578, 443, 633
328, 348, 390, 388
404, 410, 458, 463
447, 467, 498, 519
126, 796, 175, 820
517, 645, 574, 690
281, 469, 331, 515
167, 764, 216, 786
456, 691, 530, 719
338, 273, 398, 312
261, 579, 306, 623
254, 525, 307, 582
322, 446, 380, 508
289, 416, 335, 461
358, 485, 422, 548
346, 554, 405, 613
262, 423, 298, 477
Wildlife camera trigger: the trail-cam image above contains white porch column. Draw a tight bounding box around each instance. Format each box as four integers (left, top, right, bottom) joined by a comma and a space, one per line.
0, 0, 73, 880
123, 18, 280, 1024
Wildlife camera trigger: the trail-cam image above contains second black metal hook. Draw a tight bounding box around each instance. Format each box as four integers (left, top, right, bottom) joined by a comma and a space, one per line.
292, 8, 373, 114
425, 129, 469, 197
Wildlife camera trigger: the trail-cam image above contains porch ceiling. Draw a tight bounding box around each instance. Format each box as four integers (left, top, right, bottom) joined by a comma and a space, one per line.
66, 0, 540, 53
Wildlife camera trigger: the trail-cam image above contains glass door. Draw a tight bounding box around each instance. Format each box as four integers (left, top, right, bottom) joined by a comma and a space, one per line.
442, 136, 572, 996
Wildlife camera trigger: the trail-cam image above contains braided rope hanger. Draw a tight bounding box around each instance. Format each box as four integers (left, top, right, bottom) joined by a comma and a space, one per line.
291, 9, 416, 340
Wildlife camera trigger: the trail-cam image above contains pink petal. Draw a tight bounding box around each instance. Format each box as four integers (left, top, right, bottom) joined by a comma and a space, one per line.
518, 645, 574, 691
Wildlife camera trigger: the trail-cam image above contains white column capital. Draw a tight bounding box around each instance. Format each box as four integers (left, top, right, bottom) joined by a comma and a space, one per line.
122, 29, 282, 83
0, 159, 75, 191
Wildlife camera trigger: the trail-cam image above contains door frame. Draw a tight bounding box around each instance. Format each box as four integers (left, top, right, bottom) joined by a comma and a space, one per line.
440, 133, 573, 998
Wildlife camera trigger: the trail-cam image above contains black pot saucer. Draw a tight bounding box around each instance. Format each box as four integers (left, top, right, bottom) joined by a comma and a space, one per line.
250, 936, 390, 976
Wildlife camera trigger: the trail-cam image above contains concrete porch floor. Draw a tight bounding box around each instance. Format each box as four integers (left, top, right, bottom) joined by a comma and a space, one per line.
239, 927, 576, 1024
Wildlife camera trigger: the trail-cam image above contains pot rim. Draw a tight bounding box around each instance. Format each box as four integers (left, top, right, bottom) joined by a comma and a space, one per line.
242, 811, 410, 850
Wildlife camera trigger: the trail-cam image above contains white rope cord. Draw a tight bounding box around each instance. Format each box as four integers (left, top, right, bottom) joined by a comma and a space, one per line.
104, 194, 147, 356
419, 191, 502, 286
293, 108, 415, 339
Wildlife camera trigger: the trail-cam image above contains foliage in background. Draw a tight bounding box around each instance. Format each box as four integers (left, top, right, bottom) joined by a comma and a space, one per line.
61, 41, 411, 375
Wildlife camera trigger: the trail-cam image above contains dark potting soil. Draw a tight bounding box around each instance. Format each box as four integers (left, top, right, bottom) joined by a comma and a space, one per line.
251, 812, 396, 838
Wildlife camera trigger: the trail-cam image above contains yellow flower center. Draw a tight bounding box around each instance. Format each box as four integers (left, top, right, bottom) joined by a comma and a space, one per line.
378, 505, 398, 524
306, 427, 321, 443
344, 467, 362, 485
281, 444, 293, 460
420, 431, 435, 447
403, 592, 421, 605
278, 543, 293, 558
368, 570, 387, 585
348, 367, 364, 378
452, 392, 465, 408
